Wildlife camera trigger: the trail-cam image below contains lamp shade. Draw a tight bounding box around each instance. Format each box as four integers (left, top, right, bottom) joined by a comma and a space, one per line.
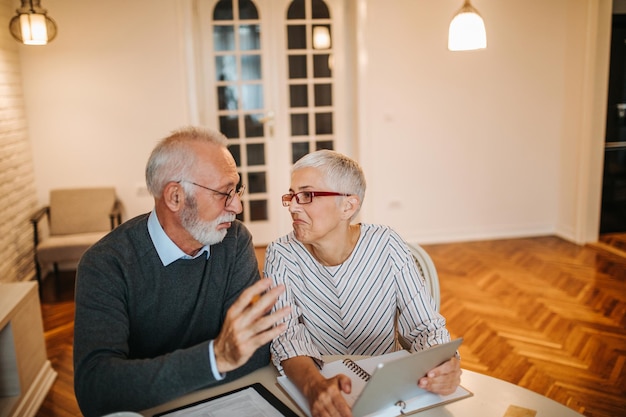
448, 0, 486, 51
9, 0, 57, 45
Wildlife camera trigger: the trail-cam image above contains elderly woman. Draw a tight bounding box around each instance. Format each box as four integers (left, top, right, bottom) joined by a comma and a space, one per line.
266, 149, 461, 417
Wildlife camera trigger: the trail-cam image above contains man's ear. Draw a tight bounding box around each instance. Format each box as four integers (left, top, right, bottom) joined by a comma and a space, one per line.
163, 182, 183, 212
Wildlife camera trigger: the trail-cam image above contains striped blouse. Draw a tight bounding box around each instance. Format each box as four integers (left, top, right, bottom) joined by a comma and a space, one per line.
266, 223, 450, 371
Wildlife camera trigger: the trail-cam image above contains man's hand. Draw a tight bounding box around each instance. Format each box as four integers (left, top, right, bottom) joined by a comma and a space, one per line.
213, 278, 290, 373
417, 356, 461, 395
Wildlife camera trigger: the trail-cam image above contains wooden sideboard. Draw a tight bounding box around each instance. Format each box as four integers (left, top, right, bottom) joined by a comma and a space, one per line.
0, 282, 56, 417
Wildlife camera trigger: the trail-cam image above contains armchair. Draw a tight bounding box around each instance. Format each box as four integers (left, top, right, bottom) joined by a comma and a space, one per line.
30, 187, 122, 290
407, 242, 440, 312
397, 242, 441, 351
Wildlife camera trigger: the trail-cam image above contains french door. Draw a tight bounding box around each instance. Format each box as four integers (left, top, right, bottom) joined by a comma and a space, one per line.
193, 0, 350, 244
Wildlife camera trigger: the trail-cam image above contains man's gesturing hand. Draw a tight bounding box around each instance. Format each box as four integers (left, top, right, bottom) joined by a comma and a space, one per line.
214, 278, 290, 373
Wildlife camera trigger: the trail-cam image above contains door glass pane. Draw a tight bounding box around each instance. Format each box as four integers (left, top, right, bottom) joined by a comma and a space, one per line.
218, 86, 238, 110
291, 114, 309, 135
228, 144, 241, 166
247, 143, 265, 165
292, 142, 309, 163
314, 84, 332, 106
215, 55, 237, 81
245, 114, 264, 137
311, 0, 330, 19
249, 200, 268, 221
315, 112, 332, 134
213, 0, 234, 20
242, 85, 263, 110
313, 54, 331, 77
290, 85, 308, 107
316, 140, 333, 151
288, 55, 307, 78
238, 0, 258, 19
214, 26, 235, 51
219, 115, 239, 138
287, 25, 307, 49
241, 55, 261, 80
248, 171, 267, 193
287, 0, 305, 19
240, 24, 260, 50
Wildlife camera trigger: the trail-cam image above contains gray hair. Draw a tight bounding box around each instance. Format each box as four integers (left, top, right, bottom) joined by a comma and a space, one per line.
145, 126, 228, 197
292, 149, 366, 207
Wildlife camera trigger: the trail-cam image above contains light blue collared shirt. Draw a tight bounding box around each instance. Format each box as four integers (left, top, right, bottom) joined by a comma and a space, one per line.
147, 210, 210, 265
147, 210, 225, 381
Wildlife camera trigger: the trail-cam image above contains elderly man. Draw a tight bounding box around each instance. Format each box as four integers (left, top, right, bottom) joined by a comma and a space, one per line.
73, 126, 290, 416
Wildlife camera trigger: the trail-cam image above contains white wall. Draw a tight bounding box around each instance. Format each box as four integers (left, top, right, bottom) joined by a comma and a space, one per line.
355, 0, 609, 244
17, 0, 610, 244
19, 0, 190, 219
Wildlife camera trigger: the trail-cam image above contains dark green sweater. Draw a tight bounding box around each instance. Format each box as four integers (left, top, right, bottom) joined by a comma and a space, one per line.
73, 214, 268, 416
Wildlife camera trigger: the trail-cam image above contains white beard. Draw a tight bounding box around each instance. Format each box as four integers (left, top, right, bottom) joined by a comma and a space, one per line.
180, 197, 235, 246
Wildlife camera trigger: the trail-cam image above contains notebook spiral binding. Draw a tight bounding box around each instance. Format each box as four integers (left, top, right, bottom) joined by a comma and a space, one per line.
341, 359, 371, 381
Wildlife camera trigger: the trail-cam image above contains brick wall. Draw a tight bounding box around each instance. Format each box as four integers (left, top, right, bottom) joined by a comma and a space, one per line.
0, 0, 39, 284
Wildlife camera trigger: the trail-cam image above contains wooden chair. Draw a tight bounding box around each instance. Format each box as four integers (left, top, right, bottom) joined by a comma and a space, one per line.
30, 187, 122, 291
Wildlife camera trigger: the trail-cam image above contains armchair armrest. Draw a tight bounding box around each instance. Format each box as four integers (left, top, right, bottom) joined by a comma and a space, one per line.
109, 200, 122, 230
30, 206, 50, 246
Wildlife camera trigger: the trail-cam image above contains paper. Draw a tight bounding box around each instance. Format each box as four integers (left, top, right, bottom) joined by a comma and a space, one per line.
160, 387, 287, 417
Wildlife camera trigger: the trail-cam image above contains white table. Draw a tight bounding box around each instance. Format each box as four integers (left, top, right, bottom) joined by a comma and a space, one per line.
143, 358, 584, 417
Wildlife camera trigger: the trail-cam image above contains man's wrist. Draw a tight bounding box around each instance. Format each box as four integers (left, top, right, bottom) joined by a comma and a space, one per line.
208, 340, 226, 380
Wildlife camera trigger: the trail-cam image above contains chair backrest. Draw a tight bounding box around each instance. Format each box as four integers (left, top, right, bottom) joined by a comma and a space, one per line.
49, 187, 117, 235
407, 243, 440, 312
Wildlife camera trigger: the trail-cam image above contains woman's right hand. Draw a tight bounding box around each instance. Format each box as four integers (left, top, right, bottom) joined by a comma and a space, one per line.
305, 373, 354, 417
283, 357, 354, 417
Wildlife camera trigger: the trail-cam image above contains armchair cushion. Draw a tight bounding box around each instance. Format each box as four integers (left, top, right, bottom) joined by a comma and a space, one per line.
49, 187, 117, 235
36, 232, 109, 265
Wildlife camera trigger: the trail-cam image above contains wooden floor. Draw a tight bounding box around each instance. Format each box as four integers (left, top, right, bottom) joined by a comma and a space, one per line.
35, 235, 626, 417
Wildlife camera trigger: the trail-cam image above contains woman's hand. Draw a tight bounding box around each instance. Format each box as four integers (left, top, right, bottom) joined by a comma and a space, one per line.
305, 374, 353, 417
283, 357, 354, 417
417, 356, 462, 395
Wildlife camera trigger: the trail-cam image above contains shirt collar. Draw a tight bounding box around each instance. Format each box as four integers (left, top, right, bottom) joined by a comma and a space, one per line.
147, 210, 210, 266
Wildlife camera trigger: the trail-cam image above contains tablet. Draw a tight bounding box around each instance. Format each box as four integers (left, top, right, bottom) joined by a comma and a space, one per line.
153, 383, 299, 417
352, 338, 463, 417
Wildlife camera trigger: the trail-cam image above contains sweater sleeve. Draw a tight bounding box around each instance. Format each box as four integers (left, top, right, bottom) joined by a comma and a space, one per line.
73, 219, 268, 416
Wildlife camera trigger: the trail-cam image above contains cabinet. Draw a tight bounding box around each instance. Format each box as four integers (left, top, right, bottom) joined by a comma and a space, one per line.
0, 282, 56, 417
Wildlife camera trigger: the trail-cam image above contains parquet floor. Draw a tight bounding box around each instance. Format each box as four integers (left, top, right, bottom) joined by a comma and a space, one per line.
35, 235, 626, 417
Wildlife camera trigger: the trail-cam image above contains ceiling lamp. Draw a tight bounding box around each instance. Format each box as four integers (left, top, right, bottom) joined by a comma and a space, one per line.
448, 0, 486, 51
9, 0, 58, 45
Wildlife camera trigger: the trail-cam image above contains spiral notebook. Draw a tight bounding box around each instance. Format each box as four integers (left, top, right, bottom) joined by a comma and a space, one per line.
277, 338, 471, 417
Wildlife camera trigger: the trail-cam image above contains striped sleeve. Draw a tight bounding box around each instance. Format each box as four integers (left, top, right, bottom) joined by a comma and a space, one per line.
389, 230, 451, 351
266, 238, 324, 373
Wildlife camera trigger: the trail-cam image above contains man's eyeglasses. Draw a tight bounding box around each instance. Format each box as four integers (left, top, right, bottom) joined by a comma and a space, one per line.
180, 180, 246, 207
282, 191, 350, 207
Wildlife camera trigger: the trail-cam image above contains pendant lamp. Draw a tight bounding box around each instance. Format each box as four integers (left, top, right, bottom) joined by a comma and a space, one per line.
448, 0, 486, 51
9, 0, 58, 45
